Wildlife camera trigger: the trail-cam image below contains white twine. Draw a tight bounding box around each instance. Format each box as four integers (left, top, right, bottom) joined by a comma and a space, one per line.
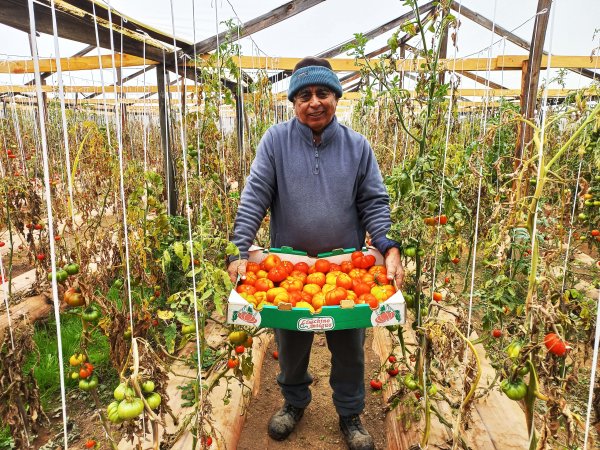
27, 0, 69, 447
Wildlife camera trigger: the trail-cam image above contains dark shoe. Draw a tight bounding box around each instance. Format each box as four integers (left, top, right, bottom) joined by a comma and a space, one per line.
339, 414, 375, 450
267, 403, 305, 441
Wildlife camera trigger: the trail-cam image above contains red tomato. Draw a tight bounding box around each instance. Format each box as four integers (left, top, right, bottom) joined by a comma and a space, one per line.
85, 440, 96, 449
227, 358, 239, 369
351, 251, 364, 261
329, 263, 342, 272
314, 259, 331, 273
352, 280, 371, 297
451, 257, 460, 264
235, 345, 245, 354
272, 351, 279, 360
544, 332, 567, 356
289, 270, 307, 283
293, 262, 309, 274
242, 272, 258, 286
432, 292, 443, 302
370, 379, 382, 390
492, 329, 502, 338
267, 265, 288, 283
246, 262, 260, 274
363, 254, 376, 269
388, 355, 397, 363
254, 278, 274, 292
438, 214, 448, 225
79, 368, 91, 379
281, 261, 294, 274
340, 261, 354, 273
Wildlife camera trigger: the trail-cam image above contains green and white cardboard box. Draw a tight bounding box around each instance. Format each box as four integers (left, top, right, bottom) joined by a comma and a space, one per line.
227, 245, 406, 332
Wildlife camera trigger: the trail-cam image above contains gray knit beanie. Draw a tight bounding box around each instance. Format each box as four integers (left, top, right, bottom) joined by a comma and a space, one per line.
287, 56, 343, 102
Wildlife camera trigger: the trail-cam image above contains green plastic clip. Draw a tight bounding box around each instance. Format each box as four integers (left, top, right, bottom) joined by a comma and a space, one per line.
317, 247, 356, 258
270, 246, 307, 256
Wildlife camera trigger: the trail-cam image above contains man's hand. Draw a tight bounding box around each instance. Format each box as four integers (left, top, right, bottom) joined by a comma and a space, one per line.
227, 259, 248, 284
384, 247, 404, 289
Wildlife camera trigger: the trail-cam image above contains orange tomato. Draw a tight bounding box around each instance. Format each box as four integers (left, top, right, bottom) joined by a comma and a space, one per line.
314, 259, 331, 273
346, 290, 357, 302
325, 287, 347, 306
236, 285, 256, 295
348, 268, 366, 279
242, 272, 258, 286
280, 277, 303, 292
256, 269, 268, 279
358, 293, 377, 306
303, 283, 321, 296
254, 278, 274, 292
336, 273, 353, 290
306, 272, 326, 287
300, 291, 313, 304
312, 292, 326, 311
368, 265, 386, 276
263, 254, 282, 271
290, 270, 307, 283
246, 262, 260, 274
293, 262, 310, 274
433, 292, 443, 302
362, 273, 376, 287
287, 291, 302, 306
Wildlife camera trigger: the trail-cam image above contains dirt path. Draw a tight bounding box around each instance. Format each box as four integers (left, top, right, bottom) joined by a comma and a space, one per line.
238, 329, 387, 450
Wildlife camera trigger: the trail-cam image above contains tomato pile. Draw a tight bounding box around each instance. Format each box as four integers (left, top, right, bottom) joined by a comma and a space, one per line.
235, 251, 396, 312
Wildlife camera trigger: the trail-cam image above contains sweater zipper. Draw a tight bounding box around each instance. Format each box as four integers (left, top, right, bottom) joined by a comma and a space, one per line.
313, 140, 320, 175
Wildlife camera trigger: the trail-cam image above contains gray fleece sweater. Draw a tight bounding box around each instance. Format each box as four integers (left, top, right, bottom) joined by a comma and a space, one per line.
230, 116, 397, 259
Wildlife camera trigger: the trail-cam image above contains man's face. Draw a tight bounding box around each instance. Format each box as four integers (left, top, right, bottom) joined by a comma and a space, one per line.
293, 86, 338, 134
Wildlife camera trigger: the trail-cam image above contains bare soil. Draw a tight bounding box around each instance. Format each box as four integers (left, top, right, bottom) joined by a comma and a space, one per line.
238, 329, 387, 450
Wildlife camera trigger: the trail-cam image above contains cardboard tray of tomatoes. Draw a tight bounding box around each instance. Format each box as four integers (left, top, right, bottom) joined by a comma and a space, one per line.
226, 246, 406, 332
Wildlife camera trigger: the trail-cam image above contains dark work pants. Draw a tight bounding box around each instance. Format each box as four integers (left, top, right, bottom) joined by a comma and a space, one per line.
274, 328, 366, 417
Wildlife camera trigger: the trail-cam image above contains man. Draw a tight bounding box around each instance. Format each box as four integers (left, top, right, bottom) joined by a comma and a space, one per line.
227, 56, 403, 450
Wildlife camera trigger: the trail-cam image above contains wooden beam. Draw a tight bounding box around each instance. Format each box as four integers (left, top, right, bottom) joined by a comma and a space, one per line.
3, 85, 596, 98
450, 1, 598, 81
0, 53, 156, 74
0, 0, 170, 62
3, 54, 600, 75
516, 0, 552, 164
184, 0, 324, 57
268, 3, 434, 84
459, 71, 507, 90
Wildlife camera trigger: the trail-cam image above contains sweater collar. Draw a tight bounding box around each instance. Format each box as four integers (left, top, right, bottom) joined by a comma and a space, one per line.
293, 115, 339, 147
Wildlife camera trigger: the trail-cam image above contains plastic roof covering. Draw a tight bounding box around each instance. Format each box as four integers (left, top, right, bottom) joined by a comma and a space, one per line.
0, 0, 598, 98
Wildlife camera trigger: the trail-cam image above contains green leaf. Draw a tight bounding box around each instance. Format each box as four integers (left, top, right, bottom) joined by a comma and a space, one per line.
173, 241, 184, 259
157, 310, 174, 320
164, 323, 177, 354
163, 249, 171, 264
226, 242, 239, 256
182, 254, 191, 272
241, 355, 254, 380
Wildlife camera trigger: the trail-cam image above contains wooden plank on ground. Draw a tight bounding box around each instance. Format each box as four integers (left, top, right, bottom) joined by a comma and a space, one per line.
0, 291, 52, 342
371, 313, 529, 449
